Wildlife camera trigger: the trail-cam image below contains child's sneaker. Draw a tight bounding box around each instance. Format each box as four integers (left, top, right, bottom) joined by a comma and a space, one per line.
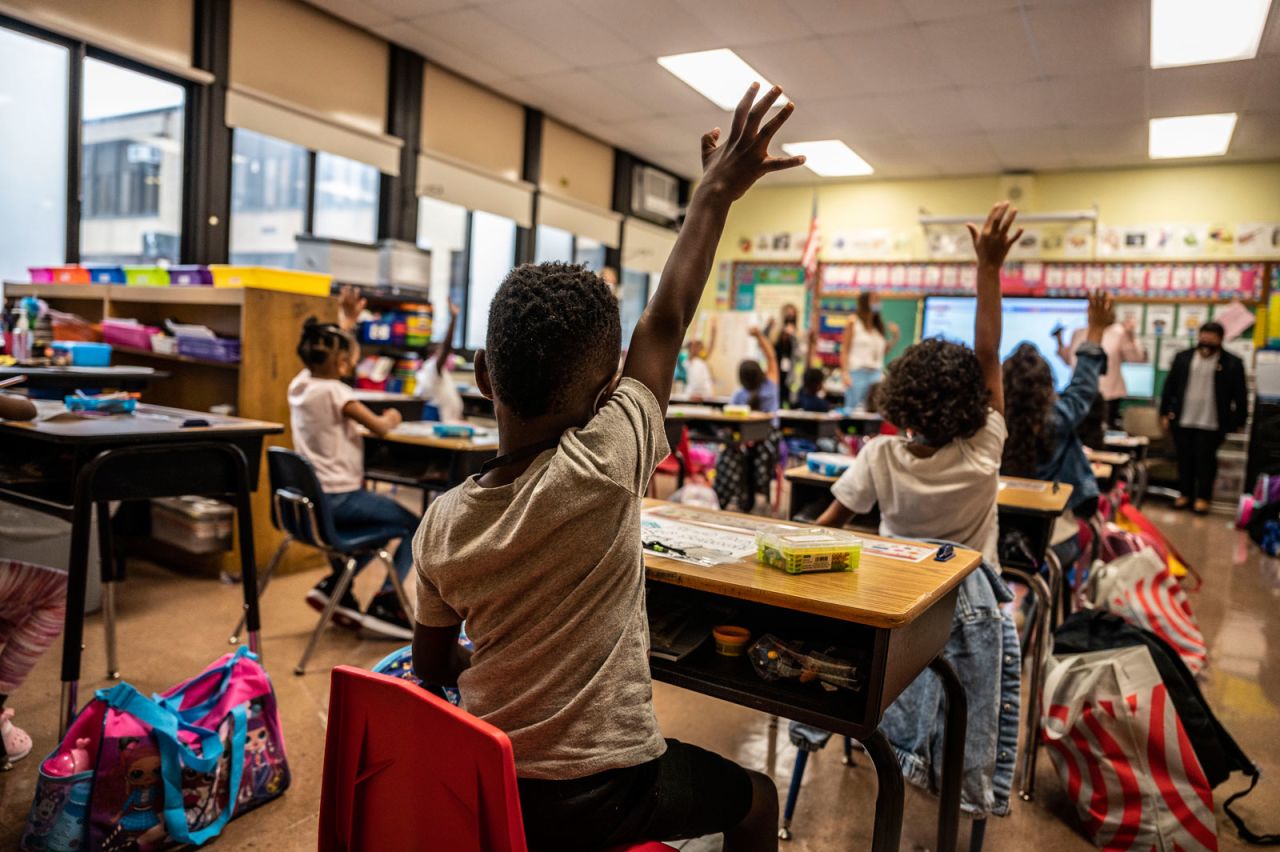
1, 708, 32, 769
362, 591, 413, 640
305, 575, 362, 629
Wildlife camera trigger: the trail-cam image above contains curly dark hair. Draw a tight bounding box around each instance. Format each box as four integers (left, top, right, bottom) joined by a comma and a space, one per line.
485, 262, 620, 420
1001, 343, 1057, 477
880, 338, 990, 445
296, 317, 353, 368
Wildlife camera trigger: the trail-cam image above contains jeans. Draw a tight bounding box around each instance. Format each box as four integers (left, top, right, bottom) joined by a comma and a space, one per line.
1172, 426, 1224, 502
846, 367, 882, 411
327, 489, 418, 590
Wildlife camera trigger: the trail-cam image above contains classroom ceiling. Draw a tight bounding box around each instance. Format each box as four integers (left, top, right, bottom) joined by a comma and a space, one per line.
307, 0, 1280, 183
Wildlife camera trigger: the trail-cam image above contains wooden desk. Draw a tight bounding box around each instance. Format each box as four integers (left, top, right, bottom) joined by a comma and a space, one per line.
642, 500, 979, 851
362, 423, 497, 491
664, 406, 775, 449
352, 389, 426, 422
669, 393, 731, 408
1092, 462, 1114, 483
1084, 448, 1130, 467
778, 409, 883, 441
0, 365, 166, 393
0, 403, 282, 734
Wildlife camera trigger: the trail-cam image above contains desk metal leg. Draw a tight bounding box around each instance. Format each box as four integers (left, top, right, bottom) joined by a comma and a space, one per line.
60, 497, 94, 737
230, 461, 263, 661
864, 730, 904, 852
931, 657, 968, 852
97, 502, 121, 680
230, 536, 290, 645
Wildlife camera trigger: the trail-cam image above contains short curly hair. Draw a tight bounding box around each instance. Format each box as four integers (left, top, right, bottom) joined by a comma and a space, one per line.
484, 262, 620, 420
880, 338, 990, 446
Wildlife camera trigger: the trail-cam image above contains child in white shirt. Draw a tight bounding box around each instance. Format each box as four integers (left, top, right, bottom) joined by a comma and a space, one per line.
817, 202, 1022, 567
415, 301, 464, 423
683, 318, 716, 400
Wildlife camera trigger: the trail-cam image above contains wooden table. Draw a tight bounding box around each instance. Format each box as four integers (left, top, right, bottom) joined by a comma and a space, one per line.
362, 422, 497, 492
352, 389, 426, 422
778, 409, 883, 441
0, 402, 282, 734
642, 500, 980, 852
0, 365, 166, 392
1102, 434, 1151, 503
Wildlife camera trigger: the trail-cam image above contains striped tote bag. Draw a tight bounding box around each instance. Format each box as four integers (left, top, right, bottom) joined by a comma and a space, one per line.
1090, 549, 1207, 675
1043, 645, 1217, 851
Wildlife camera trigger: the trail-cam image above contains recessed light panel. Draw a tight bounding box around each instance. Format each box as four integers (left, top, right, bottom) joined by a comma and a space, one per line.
1148, 113, 1238, 158
1151, 0, 1272, 68
657, 49, 786, 110
781, 140, 874, 177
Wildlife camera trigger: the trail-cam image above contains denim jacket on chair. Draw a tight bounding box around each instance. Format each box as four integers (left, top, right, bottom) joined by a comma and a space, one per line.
789, 548, 1021, 817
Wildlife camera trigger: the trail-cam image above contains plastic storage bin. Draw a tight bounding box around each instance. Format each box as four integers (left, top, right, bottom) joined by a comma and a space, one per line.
168, 265, 213, 286
123, 265, 169, 287
29, 265, 90, 284
208, 265, 331, 297
806, 452, 853, 478
756, 525, 863, 574
50, 341, 112, 367
85, 266, 126, 284
150, 334, 179, 355
101, 319, 160, 351
151, 496, 233, 554
177, 336, 241, 363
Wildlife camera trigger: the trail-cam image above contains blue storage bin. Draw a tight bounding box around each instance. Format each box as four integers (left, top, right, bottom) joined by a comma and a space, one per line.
85, 266, 126, 284
51, 341, 112, 367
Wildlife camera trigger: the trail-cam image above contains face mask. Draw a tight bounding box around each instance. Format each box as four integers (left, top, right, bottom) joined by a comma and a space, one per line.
1198, 343, 1221, 357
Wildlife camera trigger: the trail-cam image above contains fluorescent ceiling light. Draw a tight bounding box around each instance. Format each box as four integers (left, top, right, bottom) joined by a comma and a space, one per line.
1151, 0, 1272, 68
1148, 113, 1237, 158
657, 49, 787, 110
781, 140, 874, 177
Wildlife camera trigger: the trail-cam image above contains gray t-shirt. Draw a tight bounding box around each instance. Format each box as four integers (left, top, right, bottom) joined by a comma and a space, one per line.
413, 378, 670, 780
1179, 351, 1219, 431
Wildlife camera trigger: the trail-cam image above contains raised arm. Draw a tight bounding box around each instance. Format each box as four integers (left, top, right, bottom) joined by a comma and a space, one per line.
751, 326, 781, 385
966, 201, 1022, 415
337, 285, 367, 333
343, 400, 401, 437
622, 84, 803, 410
885, 320, 901, 351
435, 301, 460, 376
1057, 291, 1112, 428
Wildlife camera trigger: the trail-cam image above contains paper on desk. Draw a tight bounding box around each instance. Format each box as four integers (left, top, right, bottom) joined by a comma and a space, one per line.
863, 540, 936, 562
640, 515, 757, 565
1000, 479, 1050, 492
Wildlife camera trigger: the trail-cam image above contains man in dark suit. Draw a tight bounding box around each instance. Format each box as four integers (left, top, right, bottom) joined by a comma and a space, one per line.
1159, 321, 1249, 514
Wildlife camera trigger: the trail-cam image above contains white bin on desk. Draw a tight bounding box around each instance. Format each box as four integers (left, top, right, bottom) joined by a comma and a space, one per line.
0, 503, 103, 614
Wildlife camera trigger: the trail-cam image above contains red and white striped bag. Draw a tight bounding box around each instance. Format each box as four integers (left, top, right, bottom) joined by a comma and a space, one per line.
1089, 549, 1207, 675
1043, 645, 1218, 851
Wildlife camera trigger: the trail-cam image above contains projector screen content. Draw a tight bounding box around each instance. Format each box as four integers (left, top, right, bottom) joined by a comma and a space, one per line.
921, 297, 1088, 390
1120, 362, 1156, 398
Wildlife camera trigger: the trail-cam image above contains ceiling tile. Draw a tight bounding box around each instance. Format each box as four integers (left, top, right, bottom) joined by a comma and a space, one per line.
873, 89, 981, 136
780, 0, 913, 36
907, 133, 1002, 175
565, 0, 722, 56
902, 0, 1020, 23
365, 0, 468, 19
674, 0, 812, 46
1248, 56, 1280, 112
917, 11, 1042, 85
960, 80, 1064, 131
374, 21, 513, 86
773, 95, 900, 143
304, 0, 396, 29
496, 0, 646, 69
735, 39, 853, 101
1059, 122, 1148, 167
821, 25, 954, 95
1024, 0, 1147, 76
1229, 112, 1280, 157
592, 62, 728, 116
522, 71, 652, 123
1148, 61, 1257, 118
1048, 69, 1147, 127
408, 7, 572, 77
986, 127, 1072, 170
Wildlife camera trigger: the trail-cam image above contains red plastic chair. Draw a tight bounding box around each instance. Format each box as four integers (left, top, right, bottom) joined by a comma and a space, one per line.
320, 666, 674, 851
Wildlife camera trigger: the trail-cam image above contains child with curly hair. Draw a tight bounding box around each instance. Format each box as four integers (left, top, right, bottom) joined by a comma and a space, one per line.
817, 202, 1021, 566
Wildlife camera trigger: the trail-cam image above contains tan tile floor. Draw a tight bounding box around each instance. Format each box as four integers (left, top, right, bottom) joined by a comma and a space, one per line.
1, 504, 1277, 850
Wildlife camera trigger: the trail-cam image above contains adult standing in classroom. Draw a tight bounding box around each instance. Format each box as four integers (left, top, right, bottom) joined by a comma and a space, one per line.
1054, 312, 1147, 426
764, 303, 801, 408
842, 292, 899, 410
1159, 321, 1249, 514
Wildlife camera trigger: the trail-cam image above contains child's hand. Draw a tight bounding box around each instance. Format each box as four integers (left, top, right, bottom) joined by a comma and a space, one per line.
448, 301, 460, 318
1087, 290, 1115, 330
384, 408, 403, 429
966, 201, 1023, 270
699, 84, 804, 202
338, 285, 367, 331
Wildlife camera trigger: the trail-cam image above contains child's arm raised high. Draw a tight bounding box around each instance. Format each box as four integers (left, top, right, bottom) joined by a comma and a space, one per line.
622, 83, 803, 410
966, 201, 1021, 416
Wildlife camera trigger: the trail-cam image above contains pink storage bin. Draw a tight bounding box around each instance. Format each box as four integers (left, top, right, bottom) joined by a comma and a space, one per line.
101, 319, 160, 351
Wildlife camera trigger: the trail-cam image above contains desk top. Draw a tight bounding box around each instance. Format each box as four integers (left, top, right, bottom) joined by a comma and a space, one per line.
669, 394, 731, 407
641, 500, 981, 628
0, 402, 281, 443
666, 406, 775, 425
778, 410, 882, 424
784, 465, 1073, 514
1105, 434, 1149, 449
1092, 462, 1114, 479
352, 389, 418, 402
367, 421, 499, 452
1085, 448, 1131, 466
0, 365, 161, 378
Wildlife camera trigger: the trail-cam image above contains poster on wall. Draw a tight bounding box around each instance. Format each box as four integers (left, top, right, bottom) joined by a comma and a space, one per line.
1116, 303, 1144, 331
1145, 303, 1176, 337
1157, 338, 1179, 371
826, 229, 895, 259
1062, 223, 1094, 258
1008, 228, 1042, 259
1176, 304, 1210, 338
1235, 223, 1280, 256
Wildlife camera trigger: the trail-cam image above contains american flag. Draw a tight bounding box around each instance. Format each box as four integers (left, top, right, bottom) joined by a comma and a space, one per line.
800, 192, 821, 284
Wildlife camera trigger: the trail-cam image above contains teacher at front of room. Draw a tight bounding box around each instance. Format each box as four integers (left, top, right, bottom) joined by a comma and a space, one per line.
764, 303, 801, 408
1159, 321, 1249, 514
841, 292, 900, 410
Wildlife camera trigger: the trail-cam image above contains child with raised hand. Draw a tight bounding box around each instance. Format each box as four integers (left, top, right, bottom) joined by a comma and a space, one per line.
715, 326, 783, 511
287, 294, 419, 640
412, 83, 803, 852
683, 316, 717, 400
817, 202, 1022, 567
415, 301, 464, 422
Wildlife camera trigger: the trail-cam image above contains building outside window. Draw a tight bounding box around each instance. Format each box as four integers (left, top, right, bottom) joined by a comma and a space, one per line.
417, 196, 469, 346
230, 129, 309, 267
313, 151, 378, 245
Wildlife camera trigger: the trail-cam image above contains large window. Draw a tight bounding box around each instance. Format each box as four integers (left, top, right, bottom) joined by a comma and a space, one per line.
417, 196, 469, 346
314, 152, 378, 245
230, 129, 309, 267
0, 26, 68, 282
620, 269, 653, 349
534, 224, 573, 265
80, 58, 185, 264
574, 236, 606, 272
465, 210, 517, 349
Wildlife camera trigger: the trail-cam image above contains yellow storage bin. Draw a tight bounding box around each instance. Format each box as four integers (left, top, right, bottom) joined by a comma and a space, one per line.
208, 265, 332, 297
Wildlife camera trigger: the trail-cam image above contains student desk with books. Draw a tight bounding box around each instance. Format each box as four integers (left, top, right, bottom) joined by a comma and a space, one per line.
0, 402, 281, 735
362, 422, 497, 492
1103, 433, 1150, 502
778, 409, 882, 442
641, 500, 981, 852
663, 406, 774, 449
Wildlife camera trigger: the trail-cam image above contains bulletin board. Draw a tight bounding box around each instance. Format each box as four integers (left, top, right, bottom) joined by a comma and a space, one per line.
731, 263, 810, 326
817, 297, 919, 369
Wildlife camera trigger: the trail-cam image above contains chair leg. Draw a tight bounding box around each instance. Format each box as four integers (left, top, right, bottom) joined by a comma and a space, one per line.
230, 536, 291, 645
842, 736, 857, 766
97, 502, 121, 681
295, 557, 358, 676
969, 816, 988, 852
778, 748, 810, 841
380, 549, 413, 620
